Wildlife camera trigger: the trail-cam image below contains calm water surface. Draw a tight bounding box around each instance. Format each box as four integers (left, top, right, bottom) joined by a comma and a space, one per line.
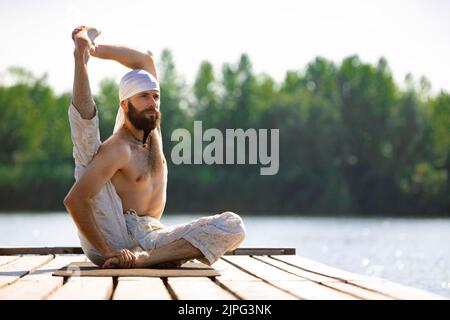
0, 212, 449, 298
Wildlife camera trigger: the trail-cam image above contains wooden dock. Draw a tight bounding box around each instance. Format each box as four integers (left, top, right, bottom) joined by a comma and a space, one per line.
0, 247, 446, 300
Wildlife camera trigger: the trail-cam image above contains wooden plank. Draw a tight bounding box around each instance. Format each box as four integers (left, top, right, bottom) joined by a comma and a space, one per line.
0, 255, 53, 289
348, 280, 447, 300
0, 247, 295, 256
54, 261, 219, 277
255, 256, 392, 300
327, 282, 394, 300
273, 281, 359, 300
227, 248, 295, 255
0, 256, 20, 267
213, 259, 298, 300
212, 259, 260, 282
167, 277, 237, 300
0, 255, 85, 300
48, 277, 114, 300
223, 256, 303, 282
216, 279, 299, 300
0, 247, 84, 255
272, 256, 447, 299
255, 256, 344, 283
223, 256, 358, 300
271, 255, 381, 282
113, 277, 172, 300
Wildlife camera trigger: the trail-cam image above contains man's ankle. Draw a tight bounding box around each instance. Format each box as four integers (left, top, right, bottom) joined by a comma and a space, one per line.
73, 49, 89, 64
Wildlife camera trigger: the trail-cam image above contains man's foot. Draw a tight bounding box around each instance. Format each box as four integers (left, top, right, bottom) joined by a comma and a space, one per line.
131, 246, 188, 268
132, 246, 153, 268
71, 26, 101, 60
102, 248, 136, 269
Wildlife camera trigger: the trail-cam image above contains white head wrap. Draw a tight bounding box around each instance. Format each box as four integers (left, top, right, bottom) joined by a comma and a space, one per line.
113, 69, 160, 133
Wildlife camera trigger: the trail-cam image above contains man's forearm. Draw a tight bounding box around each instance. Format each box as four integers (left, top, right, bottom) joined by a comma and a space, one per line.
65, 197, 112, 256
73, 53, 96, 119
92, 44, 158, 79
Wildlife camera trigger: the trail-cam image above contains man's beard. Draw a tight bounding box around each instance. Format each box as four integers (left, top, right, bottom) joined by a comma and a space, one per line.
126, 100, 161, 145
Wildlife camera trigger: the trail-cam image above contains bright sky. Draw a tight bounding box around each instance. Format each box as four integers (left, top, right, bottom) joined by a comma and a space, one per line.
0, 0, 449, 95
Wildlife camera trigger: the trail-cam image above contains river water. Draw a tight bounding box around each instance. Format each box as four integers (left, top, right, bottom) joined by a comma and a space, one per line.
0, 212, 449, 298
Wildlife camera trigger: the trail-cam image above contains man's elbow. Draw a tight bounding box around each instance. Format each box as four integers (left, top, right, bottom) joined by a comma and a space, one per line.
63, 191, 86, 212
146, 50, 154, 59
144, 50, 156, 67
63, 192, 75, 211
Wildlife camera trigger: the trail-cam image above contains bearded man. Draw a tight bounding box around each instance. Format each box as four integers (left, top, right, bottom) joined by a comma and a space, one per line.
64, 26, 246, 268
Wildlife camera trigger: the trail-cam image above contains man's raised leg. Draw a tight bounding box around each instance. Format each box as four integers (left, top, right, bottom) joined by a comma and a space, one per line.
72, 26, 100, 119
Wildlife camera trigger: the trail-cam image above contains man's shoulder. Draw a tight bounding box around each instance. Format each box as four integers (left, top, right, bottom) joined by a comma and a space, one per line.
97, 134, 131, 162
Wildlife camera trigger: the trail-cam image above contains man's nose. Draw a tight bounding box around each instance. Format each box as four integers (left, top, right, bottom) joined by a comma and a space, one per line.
148, 97, 158, 107
145, 104, 157, 112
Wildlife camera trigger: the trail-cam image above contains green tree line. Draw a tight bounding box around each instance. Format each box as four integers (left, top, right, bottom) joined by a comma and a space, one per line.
0, 50, 449, 215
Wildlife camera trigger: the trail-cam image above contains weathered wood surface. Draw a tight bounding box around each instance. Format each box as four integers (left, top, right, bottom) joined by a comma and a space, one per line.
167, 277, 237, 300
113, 277, 172, 300
0, 256, 20, 267
222, 256, 358, 300
0, 247, 295, 256
254, 256, 393, 300
212, 259, 298, 300
48, 276, 114, 300
54, 261, 220, 277
0, 252, 446, 300
0, 255, 53, 289
0, 255, 86, 300
271, 255, 446, 300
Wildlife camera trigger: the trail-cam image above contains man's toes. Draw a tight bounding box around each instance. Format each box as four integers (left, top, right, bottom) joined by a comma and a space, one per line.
86, 27, 101, 42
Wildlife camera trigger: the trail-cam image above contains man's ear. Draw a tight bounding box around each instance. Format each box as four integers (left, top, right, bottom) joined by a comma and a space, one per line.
120, 100, 128, 113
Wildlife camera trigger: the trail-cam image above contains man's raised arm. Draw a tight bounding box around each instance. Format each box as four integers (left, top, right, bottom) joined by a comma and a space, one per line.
91, 44, 159, 81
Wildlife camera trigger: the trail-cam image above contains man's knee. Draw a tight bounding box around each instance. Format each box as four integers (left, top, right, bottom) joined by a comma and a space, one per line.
219, 211, 246, 242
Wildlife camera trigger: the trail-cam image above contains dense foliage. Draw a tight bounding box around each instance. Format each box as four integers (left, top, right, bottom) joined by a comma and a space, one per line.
0, 51, 448, 215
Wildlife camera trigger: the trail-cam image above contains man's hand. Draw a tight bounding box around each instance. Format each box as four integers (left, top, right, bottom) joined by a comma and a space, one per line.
71, 25, 101, 63
102, 248, 137, 269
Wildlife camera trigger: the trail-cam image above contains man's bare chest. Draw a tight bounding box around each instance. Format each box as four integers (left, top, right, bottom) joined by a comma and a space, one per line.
125, 145, 167, 186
